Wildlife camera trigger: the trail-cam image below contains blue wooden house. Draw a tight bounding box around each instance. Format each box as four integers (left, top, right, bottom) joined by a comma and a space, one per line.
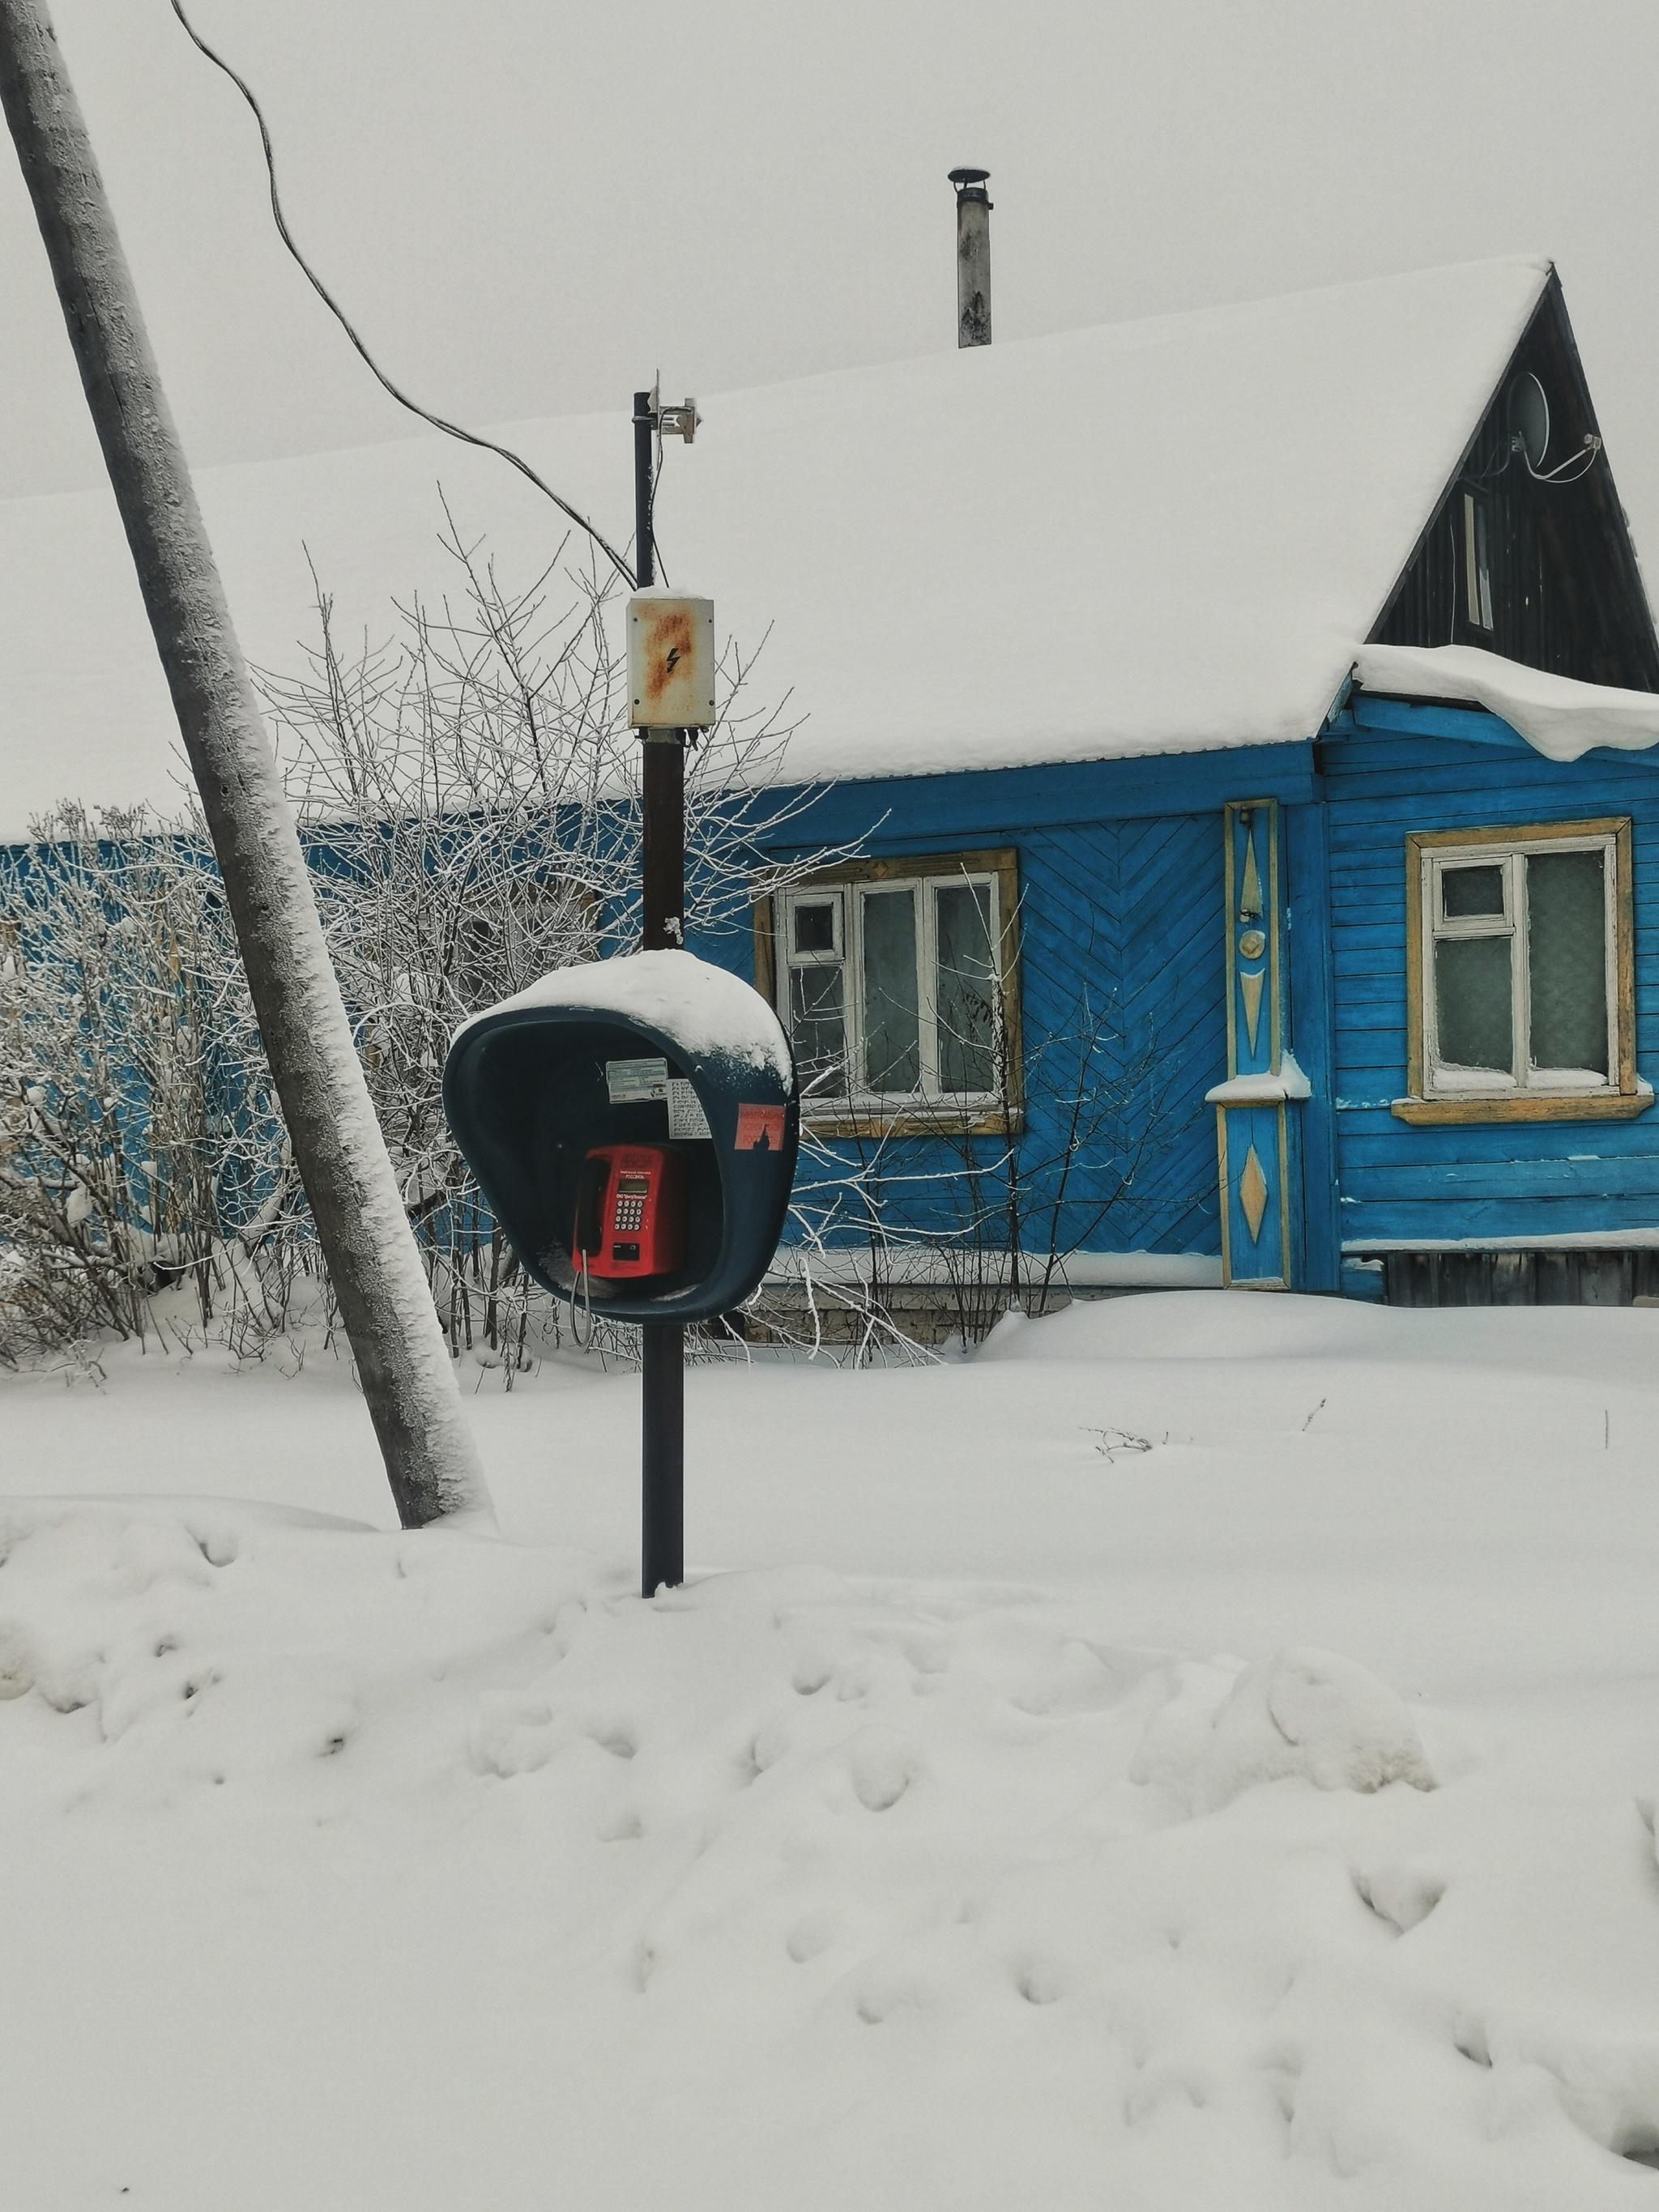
7, 253, 1659, 1307
665, 254, 1659, 1306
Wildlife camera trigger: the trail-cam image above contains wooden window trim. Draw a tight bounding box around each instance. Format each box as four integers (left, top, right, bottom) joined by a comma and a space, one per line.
1392, 1091, 1653, 1127
1397, 816, 1647, 1127
753, 849, 1022, 1135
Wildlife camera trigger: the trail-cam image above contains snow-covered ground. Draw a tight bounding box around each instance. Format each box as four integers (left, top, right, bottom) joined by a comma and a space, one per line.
3, 1291, 1659, 2208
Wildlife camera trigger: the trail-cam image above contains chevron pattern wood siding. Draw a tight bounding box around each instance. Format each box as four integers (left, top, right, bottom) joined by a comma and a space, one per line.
1017, 814, 1226, 1257
719, 769, 1243, 1271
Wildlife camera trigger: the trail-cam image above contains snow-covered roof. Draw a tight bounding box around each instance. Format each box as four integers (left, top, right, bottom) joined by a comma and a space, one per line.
0, 255, 1562, 837
1354, 642, 1659, 762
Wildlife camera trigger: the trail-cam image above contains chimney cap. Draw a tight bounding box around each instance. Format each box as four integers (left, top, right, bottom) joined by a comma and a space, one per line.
949, 166, 992, 190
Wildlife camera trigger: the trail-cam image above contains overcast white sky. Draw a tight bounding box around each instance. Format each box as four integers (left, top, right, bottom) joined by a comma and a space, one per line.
5, 1, 1659, 565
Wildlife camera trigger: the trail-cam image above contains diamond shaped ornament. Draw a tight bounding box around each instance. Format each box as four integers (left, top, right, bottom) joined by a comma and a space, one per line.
1239, 1144, 1269, 1243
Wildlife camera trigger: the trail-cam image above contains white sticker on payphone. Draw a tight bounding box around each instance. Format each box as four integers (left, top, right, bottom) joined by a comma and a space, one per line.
667, 1080, 712, 1140
606, 1056, 668, 1104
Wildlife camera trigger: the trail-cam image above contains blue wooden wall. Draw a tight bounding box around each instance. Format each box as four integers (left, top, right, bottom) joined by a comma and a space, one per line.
1322, 697, 1659, 1254
699, 747, 1322, 1266
1016, 813, 1223, 1256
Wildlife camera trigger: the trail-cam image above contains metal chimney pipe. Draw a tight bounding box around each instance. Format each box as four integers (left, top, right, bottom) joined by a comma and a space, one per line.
949, 166, 992, 347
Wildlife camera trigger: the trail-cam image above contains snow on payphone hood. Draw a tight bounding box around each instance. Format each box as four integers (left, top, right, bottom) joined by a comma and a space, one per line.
454, 948, 792, 1085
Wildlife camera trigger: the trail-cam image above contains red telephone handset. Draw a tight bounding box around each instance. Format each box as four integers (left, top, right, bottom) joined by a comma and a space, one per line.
573, 1144, 685, 1281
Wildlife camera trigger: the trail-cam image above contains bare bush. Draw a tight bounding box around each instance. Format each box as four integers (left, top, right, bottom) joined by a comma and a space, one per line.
0, 803, 296, 1366
774, 919, 1192, 1353
0, 523, 833, 1375
261, 520, 833, 1373
0, 526, 1188, 1377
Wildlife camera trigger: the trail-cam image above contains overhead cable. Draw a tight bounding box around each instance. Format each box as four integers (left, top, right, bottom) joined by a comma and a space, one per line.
168, 0, 639, 590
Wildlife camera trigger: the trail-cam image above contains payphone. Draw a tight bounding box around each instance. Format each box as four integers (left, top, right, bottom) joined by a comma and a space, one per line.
441, 949, 797, 1328
574, 1144, 687, 1281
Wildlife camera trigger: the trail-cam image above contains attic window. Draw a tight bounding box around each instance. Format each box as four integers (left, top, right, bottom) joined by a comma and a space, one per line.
1462, 491, 1494, 633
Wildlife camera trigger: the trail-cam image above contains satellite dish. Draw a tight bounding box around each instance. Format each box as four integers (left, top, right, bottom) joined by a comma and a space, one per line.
1507, 373, 1550, 471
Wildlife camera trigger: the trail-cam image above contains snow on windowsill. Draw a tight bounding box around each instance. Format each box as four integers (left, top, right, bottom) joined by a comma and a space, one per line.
1354, 644, 1659, 762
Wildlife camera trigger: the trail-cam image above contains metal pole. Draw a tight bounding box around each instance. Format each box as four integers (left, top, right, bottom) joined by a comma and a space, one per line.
640, 1315, 684, 1595
633, 388, 655, 591
633, 388, 685, 1594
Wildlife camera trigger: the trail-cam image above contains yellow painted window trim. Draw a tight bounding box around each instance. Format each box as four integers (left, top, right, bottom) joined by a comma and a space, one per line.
1398, 817, 1641, 1126
787, 1106, 1027, 1140
1392, 1089, 1653, 1127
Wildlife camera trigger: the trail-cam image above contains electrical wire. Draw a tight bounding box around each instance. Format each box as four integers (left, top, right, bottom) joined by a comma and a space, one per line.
1461, 373, 1603, 490
1525, 439, 1602, 485
168, 0, 639, 590
1504, 375, 1604, 485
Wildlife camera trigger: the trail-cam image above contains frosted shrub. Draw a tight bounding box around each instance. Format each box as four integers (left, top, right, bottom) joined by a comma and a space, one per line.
0, 806, 295, 1364
0, 526, 825, 1371
262, 524, 825, 1371
779, 959, 1191, 1355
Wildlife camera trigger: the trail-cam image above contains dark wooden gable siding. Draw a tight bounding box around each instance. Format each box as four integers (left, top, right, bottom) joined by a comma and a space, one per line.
1371, 273, 1659, 691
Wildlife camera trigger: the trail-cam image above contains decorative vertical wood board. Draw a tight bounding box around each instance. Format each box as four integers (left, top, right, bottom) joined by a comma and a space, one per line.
1219, 798, 1291, 1285
1222, 799, 1281, 1079
1217, 1100, 1292, 1287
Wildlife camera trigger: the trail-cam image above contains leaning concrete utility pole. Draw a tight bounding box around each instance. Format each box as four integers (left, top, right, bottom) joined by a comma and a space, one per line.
0, 0, 492, 1530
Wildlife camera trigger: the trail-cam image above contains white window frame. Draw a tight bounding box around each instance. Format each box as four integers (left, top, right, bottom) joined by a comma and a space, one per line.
1401, 819, 1640, 1127
783, 889, 844, 965
759, 852, 1021, 1132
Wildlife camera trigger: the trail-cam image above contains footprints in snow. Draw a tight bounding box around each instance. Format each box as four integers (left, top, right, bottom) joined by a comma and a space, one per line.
1013, 1957, 1065, 2007
842, 1724, 918, 1812
1352, 1861, 1446, 1935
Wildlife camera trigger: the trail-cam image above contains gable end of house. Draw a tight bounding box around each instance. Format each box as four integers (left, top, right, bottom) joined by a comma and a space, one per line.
1369, 271, 1659, 693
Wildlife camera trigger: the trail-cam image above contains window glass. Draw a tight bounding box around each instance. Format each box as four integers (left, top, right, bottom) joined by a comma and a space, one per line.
1528, 849, 1607, 1073
1416, 826, 1625, 1104
1442, 863, 1505, 920
1463, 492, 1494, 633
935, 881, 996, 1093
860, 888, 920, 1092
789, 965, 845, 1086
792, 898, 838, 957
1435, 936, 1512, 1071
774, 859, 1014, 1110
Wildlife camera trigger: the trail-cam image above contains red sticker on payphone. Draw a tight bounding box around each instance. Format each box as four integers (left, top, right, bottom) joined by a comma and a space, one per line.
734, 1104, 786, 1152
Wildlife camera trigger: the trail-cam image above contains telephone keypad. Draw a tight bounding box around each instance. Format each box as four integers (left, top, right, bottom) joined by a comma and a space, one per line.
613, 1196, 646, 1231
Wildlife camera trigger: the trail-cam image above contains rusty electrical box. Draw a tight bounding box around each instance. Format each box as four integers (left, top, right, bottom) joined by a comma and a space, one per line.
628, 593, 715, 729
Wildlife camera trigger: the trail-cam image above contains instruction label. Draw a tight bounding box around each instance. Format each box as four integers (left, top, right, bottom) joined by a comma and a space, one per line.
667, 1079, 712, 1141
606, 1056, 668, 1105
